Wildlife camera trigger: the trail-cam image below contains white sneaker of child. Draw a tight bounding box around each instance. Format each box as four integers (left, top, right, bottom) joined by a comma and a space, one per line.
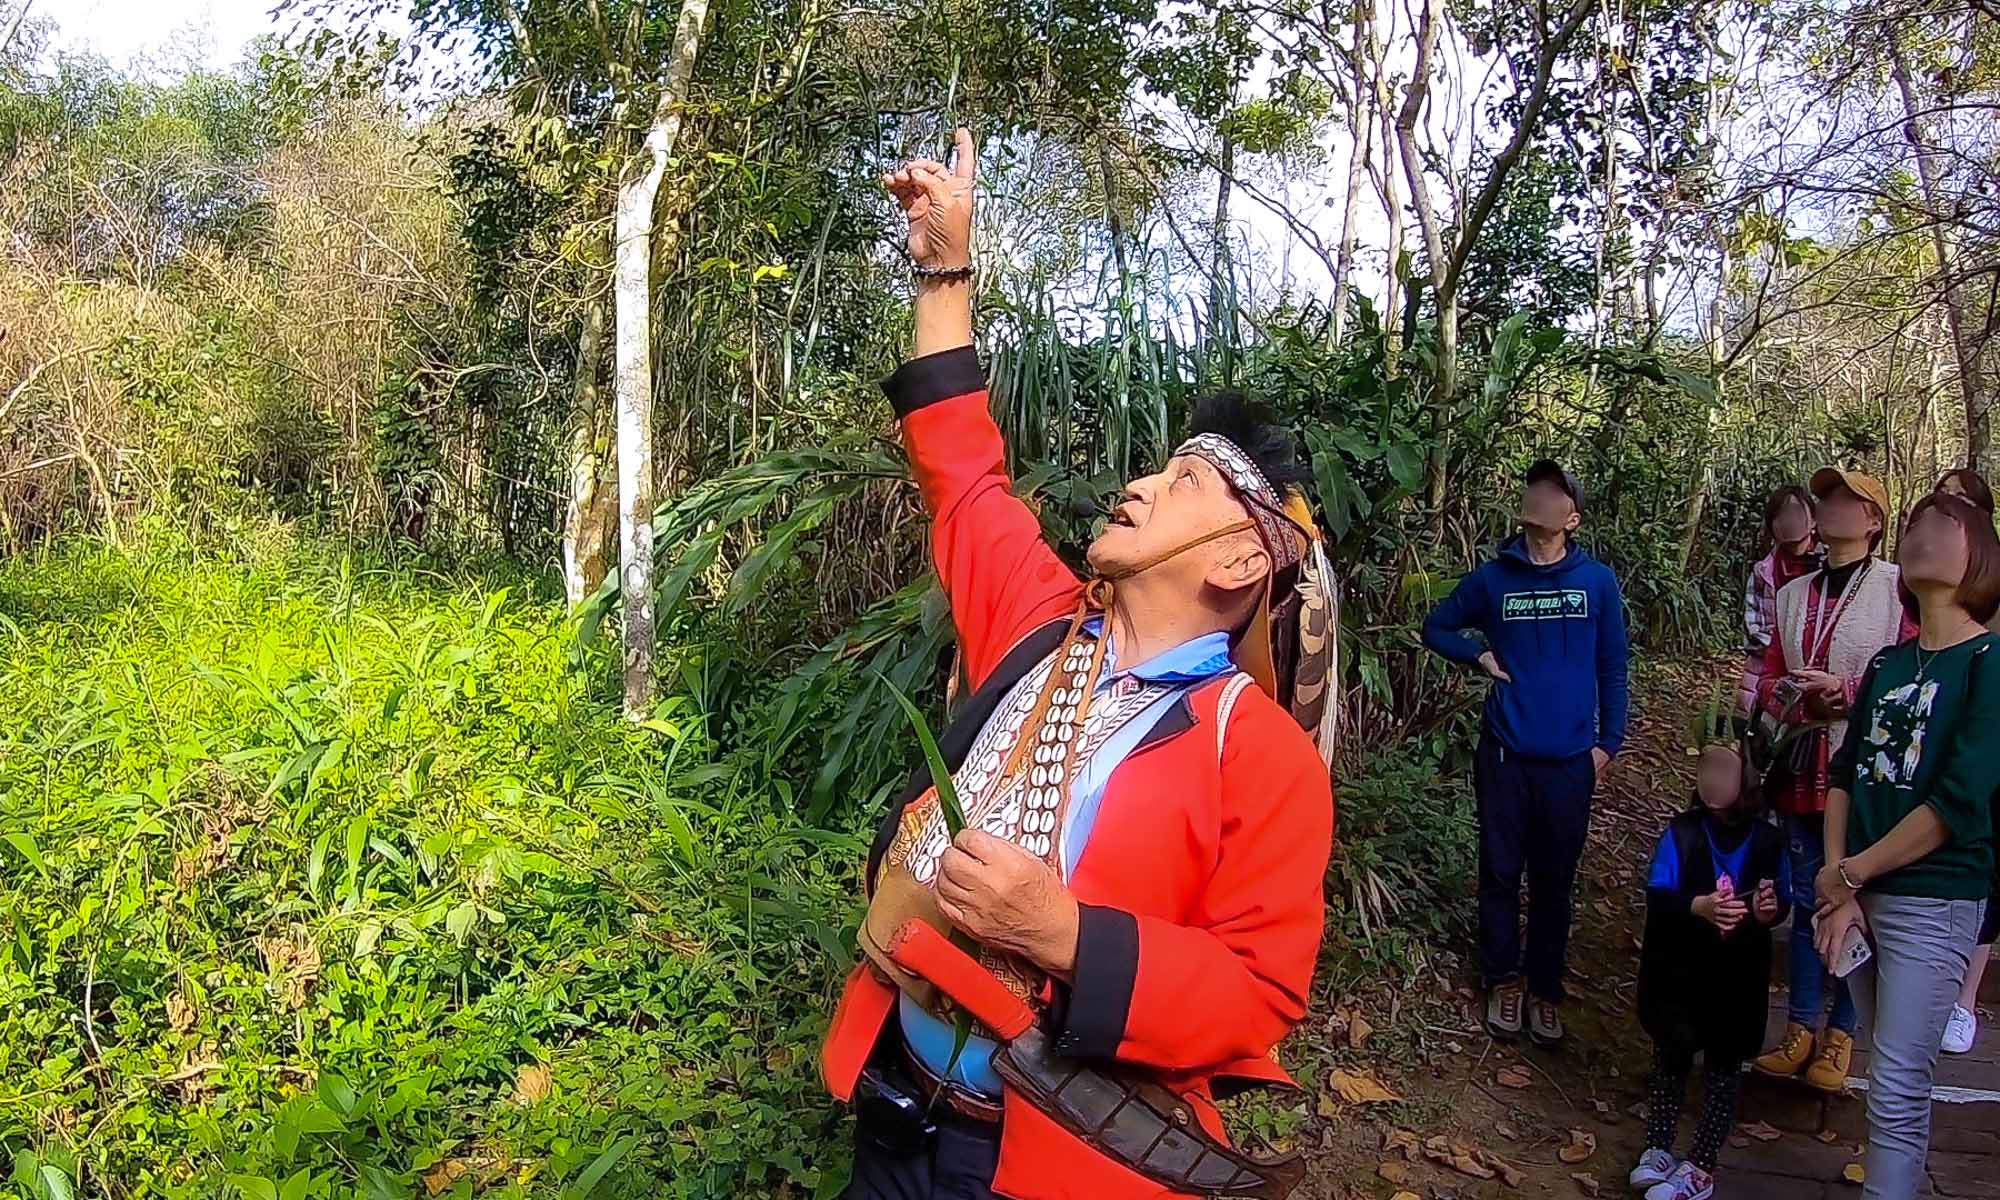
1644, 1160, 1714, 1200
1629, 1148, 1679, 1190
1942, 1004, 1977, 1054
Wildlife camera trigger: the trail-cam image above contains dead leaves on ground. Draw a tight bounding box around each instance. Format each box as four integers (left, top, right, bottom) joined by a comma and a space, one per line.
1557, 1129, 1597, 1164
1325, 1067, 1400, 1106
1495, 1065, 1533, 1089
1741, 1119, 1783, 1142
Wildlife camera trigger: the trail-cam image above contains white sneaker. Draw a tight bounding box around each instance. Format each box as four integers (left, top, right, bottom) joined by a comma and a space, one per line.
1629, 1148, 1679, 1190
1644, 1161, 1714, 1200
1943, 1004, 1977, 1054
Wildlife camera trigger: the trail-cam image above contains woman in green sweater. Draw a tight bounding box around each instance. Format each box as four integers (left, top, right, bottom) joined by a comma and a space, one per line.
1814, 491, 2000, 1200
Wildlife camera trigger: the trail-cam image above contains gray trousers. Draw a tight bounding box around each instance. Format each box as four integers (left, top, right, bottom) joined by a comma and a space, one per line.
1847, 892, 1986, 1200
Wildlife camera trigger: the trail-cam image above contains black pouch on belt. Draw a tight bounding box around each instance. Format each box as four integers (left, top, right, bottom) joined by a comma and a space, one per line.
854, 1066, 938, 1156
992, 1025, 1305, 1199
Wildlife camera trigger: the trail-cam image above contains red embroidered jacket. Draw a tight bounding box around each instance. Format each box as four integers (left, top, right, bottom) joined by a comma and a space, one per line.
818, 346, 1336, 1199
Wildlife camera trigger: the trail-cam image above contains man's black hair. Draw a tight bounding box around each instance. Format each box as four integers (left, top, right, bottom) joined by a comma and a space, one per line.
1187, 391, 1311, 491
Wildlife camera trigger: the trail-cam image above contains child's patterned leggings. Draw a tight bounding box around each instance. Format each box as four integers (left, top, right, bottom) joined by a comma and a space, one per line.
1646, 1046, 1743, 1170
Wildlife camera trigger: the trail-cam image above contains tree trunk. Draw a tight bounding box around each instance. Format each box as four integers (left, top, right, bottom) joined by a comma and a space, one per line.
562, 282, 613, 606
1364, 7, 1403, 374
615, 0, 713, 717
1330, 0, 1371, 345
1209, 126, 1235, 368
1675, 217, 1729, 571
1887, 31, 1994, 476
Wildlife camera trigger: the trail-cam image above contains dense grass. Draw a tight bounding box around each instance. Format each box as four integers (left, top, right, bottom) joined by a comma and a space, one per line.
0, 526, 857, 1200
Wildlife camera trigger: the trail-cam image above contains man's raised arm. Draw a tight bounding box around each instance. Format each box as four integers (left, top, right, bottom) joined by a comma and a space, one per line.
882, 130, 1080, 687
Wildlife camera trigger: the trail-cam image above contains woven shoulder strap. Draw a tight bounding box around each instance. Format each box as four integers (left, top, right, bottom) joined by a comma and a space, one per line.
1215, 672, 1255, 767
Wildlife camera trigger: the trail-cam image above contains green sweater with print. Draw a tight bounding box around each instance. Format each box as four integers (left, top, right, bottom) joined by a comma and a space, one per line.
1830, 632, 2000, 900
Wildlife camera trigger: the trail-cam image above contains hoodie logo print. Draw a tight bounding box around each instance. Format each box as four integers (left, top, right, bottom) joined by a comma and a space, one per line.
1501, 589, 1590, 621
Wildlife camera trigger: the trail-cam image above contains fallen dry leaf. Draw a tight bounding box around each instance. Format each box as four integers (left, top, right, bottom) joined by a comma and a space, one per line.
1328, 1068, 1400, 1105
1743, 1120, 1782, 1142
1571, 1171, 1601, 1197
1817, 1129, 1842, 1144
1728, 1134, 1750, 1149
1383, 1128, 1420, 1159
1487, 1152, 1524, 1188
1422, 1136, 1497, 1180
1496, 1066, 1533, 1089
165, 991, 196, 1033
1376, 1161, 1409, 1185
1495, 1121, 1520, 1141
511, 1063, 552, 1106
421, 1159, 468, 1196
1390, 1193, 1421, 1200
1558, 1129, 1598, 1164
1842, 1163, 1866, 1185
1349, 1010, 1374, 1047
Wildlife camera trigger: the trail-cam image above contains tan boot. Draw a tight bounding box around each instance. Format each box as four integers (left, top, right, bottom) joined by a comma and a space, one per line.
1806, 1028, 1854, 1092
1754, 1021, 1815, 1078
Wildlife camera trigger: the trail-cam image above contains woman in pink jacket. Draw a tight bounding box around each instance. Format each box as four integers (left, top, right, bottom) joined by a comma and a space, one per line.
1739, 485, 1822, 714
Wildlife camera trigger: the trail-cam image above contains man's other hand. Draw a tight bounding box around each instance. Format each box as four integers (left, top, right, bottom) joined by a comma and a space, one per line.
882, 127, 976, 270
935, 828, 1079, 977
1477, 650, 1512, 683
1591, 746, 1611, 783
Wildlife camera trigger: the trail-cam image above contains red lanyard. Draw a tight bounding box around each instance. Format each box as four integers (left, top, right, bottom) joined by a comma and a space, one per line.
1803, 560, 1870, 668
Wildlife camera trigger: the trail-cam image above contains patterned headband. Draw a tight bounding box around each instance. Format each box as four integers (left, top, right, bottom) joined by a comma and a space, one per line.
1175, 432, 1305, 572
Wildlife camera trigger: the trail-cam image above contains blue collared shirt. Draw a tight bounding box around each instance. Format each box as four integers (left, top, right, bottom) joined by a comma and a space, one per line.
899, 622, 1235, 1096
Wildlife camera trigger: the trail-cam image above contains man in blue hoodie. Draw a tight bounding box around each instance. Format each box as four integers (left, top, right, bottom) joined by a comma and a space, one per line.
1423, 459, 1630, 1048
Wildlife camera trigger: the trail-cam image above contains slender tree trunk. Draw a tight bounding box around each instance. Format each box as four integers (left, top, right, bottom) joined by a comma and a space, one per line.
615, 0, 712, 716
1888, 31, 1994, 475
1675, 24, 1730, 571
562, 280, 613, 606
1675, 218, 1729, 571
1331, 0, 1371, 345
1365, 7, 1403, 375
1210, 125, 1235, 367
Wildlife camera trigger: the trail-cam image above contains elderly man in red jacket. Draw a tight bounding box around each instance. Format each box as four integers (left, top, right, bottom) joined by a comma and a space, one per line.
817, 130, 1338, 1200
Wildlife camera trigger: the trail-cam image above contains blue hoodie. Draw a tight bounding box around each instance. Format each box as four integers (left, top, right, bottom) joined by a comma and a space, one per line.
1422, 535, 1631, 759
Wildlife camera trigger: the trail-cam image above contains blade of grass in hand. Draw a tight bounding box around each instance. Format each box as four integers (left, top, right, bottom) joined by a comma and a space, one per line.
878, 672, 983, 1101
877, 673, 966, 834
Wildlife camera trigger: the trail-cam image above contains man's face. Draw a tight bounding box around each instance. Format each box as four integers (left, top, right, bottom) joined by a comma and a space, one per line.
1087, 453, 1266, 595
1519, 480, 1579, 536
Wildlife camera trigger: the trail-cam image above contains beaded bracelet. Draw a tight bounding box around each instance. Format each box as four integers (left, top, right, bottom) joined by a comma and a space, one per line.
911, 262, 974, 281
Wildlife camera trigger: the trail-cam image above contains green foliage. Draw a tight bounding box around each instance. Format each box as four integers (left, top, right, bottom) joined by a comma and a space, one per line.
0, 527, 857, 1198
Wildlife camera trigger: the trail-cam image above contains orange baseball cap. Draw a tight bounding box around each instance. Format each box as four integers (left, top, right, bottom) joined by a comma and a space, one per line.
1810, 466, 1890, 518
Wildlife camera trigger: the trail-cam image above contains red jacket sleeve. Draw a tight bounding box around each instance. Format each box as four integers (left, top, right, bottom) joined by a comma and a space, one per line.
1050, 695, 1333, 1073
885, 347, 1083, 690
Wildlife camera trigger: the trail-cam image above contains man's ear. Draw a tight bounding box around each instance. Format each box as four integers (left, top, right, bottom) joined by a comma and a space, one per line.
1563, 510, 1582, 536
1205, 539, 1269, 594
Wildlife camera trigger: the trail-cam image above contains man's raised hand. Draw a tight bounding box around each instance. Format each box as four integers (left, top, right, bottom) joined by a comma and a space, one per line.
882, 127, 976, 270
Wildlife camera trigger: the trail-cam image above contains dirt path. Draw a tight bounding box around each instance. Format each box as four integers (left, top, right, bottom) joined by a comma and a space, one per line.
1300, 657, 1999, 1199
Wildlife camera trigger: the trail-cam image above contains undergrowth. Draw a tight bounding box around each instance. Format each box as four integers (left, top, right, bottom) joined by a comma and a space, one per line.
0, 526, 857, 1199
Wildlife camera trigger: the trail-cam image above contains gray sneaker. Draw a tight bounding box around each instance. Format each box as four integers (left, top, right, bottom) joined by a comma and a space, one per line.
1486, 982, 1524, 1040
1529, 997, 1564, 1048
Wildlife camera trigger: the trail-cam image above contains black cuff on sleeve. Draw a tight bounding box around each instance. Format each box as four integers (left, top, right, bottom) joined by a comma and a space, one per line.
880, 345, 985, 418
1051, 903, 1138, 1060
